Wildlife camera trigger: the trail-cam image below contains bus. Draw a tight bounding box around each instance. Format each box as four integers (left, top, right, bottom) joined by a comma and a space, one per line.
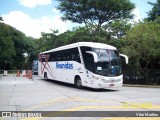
32, 60, 38, 75
38, 42, 128, 89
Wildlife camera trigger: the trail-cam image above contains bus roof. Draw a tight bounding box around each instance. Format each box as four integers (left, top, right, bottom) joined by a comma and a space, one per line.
41, 42, 117, 54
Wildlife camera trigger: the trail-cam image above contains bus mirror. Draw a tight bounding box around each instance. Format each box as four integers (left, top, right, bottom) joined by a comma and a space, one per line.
119, 54, 129, 64
86, 51, 98, 62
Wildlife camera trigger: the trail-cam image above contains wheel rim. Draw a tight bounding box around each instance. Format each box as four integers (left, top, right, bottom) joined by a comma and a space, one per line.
77, 79, 82, 87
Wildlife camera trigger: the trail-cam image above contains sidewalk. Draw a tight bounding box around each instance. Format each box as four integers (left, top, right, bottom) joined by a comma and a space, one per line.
0, 75, 34, 85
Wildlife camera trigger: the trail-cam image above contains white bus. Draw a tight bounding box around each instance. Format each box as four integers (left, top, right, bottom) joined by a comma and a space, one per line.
38, 42, 128, 89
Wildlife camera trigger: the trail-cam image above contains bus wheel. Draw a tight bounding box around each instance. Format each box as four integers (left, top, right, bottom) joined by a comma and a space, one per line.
44, 72, 48, 80
75, 77, 82, 89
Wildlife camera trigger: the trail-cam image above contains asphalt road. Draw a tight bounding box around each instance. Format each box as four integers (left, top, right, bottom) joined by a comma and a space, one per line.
0, 75, 160, 120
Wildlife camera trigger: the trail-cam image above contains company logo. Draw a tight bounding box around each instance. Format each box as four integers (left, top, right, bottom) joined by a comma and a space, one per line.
56, 62, 73, 69
1, 112, 42, 117
2, 112, 11, 117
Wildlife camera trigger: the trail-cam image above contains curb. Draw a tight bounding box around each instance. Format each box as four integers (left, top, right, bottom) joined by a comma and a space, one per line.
123, 84, 160, 88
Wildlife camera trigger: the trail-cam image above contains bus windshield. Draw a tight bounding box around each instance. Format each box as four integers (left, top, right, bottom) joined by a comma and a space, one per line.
93, 48, 122, 76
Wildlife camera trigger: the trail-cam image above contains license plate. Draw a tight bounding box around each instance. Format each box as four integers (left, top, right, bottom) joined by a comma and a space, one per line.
109, 84, 114, 87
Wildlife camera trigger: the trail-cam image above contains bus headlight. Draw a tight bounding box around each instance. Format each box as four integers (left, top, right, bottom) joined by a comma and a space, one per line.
92, 75, 100, 80
92, 75, 104, 81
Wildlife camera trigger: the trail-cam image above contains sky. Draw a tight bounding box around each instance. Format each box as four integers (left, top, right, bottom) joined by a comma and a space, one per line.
0, 0, 157, 38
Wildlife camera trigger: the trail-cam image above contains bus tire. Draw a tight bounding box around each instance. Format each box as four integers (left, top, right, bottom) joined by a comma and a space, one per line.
44, 72, 48, 80
75, 76, 82, 89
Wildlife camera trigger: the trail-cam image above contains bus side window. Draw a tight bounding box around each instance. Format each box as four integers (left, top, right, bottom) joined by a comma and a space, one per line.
74, 54, 81, 63
55, 52, 61, 61
51, 52, 56, 61
84, 53, 94, 72
43, 54, 48, 62
48, 53, 53, 62
80, 47, 94, 72
61, 50, 66, 61
62, 50, 70, 61
71, 48, 81, 63
66, 50, 71, 61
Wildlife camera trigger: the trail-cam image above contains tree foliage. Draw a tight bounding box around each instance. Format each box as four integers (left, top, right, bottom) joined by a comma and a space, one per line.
57, 0, 135, 32
35, 26, 110, 52
0, 23, 15, 69
34, 31, 60, 58
147, 0, 160, 21
0, 17, 3, 21
104, 19, 132, 39
0, 23, 35, 69
122, 22, 160, 72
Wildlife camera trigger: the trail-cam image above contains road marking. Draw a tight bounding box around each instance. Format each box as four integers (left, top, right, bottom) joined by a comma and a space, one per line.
19, 104, 160, 120
63, 105, 160, 111
22, 95, 160, 111
20, 96, 160, 120
23, 97, 112, 111
23, 96, 67, 111
64, 106, 123, 111
20, 117, 40, 120
73, 97, 111, 103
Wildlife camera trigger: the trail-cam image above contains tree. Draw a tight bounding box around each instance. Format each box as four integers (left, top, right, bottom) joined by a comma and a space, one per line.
147, 0, 160, 21
122, 22, 160, 78
0, 23, 15, 69
57, 0, 135, 32
0, 17, 3, 21
57, 26, 112, 45
104, 19, 132, 39
0, 22, 35, 69
35, 31, 59, 53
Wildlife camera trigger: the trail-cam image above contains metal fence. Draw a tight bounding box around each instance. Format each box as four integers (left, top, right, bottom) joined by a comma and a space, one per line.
0, 70, 31, 77
0, 70, 23, 74
123, 68, 160, 85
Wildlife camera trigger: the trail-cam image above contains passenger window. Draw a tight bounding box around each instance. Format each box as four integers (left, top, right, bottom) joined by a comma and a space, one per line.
71, 48, 81, 63
54, 52, 62, 61
41, 47, 81, 63
80, 47, 94, 72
